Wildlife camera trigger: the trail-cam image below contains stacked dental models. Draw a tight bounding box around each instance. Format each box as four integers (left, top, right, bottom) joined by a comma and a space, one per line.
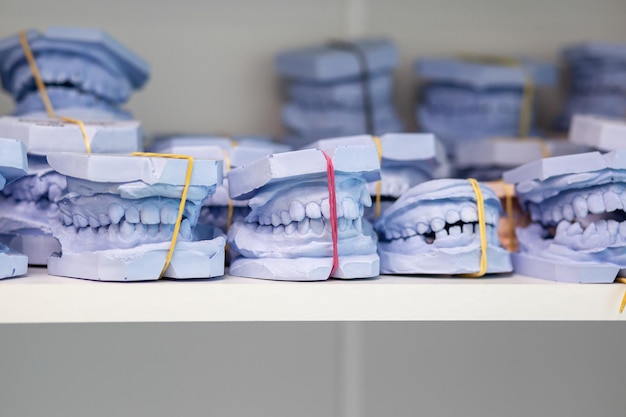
303, 133, 450, 220
0, 139, 28, 279
276, 39, 404, 147
374, 179, 513, 275
557, 43, 626, 130
227, 145, 381, 281
148, 135, 291, 232
455, 137, 590, 181
0, 27, 149, 120
46, 153, 225, 281
0, 117, 142, 265
414, 57, 556, 156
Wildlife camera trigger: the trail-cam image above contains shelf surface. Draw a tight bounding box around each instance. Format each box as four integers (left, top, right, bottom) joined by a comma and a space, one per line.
0, 267, 624, 323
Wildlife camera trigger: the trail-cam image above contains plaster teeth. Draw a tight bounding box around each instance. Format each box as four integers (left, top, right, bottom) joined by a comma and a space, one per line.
360, 188, 372, 207
135, 223, 147, 235
541, 209, 551, 225
354, 218, 363, 233
48, 184, 63, 202
62, 214, 72, 225
339, 218, 348, 231
582, 222, 596, 241
403, 227, 416, 238
273, 224, 284, 235
555, 220, 569, 236
529, 204, 541, 222
343, 199, 358, 220
260, 215, 271, 225
608, 220, 619, 241
141, 205, 160, 224
108, 203, 124, 224
73, 214, 88, 228
179, 219, 192, 239
321, 199, 331, 219
285, 222, 297, 235
392, 230, 402, 239
359, 205, 364, 217
161, 206, 178, 224
88, 216, 100, 228
603, 191, 622, 212
431, 218, 445, 232
258, 225, 273, 234
416, 222, 429, 235
306, 202, 322, 219
280, 210, 291, 225
445, 210, 460, 224
271, 213, 281, 227
552, 206, 562, 223
298, 218, 310, 234
572, 196, 588, 219
567, 222, 583, 236
435, 229, 447, 240
562, 204, 574, 221
587, 192, 605, 214
98, 213, 110, 226
462, 223, 473, 235
449, 225, 461, 237
310, 218, 324, 235
120, 221, 135, 239
289, 201, 305, 222
460, 206, 477, 223
620, 222, 626, 239
147, 224, 159, 236
336, 202, 344, 218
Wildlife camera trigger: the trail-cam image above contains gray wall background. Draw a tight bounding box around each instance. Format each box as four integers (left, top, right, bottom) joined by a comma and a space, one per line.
1, 322, 625, 417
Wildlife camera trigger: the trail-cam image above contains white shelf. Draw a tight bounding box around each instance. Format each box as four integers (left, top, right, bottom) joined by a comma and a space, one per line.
0, 267, 624, 323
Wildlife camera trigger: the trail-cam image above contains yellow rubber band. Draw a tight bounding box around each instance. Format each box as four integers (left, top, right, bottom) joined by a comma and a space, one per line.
19, 30, 55, 119
372, 135, 383, 218
458, 53, 534, 139
131, 152, 194, 279
464, 178, 488, 277
616, 277, 626, 314
503, 181, 517, 252
58, 116, 92, 155
20, 30, 92, 154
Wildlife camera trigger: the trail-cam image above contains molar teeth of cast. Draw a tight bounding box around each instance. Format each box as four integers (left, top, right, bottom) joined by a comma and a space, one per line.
572, 196, 588, 219
273, 225, 284, 235
61, 213, 72, 226
257, 225, 272, 234
306, 202, 322, 219
567, 222, 583, 236
98, 213, 110, 226
161, 206, 178, 224
280, 210, 291, 225
555, 220, 570, 237
147, 224, 159, 236
73, 214, 88, 228
582, 222, 596, 241
135, 223, 147, 236
541, 209, 552, 225
402, 227, 416, 238
120, 221, 135, 239
528, 204, 541, 222
108, 203, 124, 224
587, 192, 605, 214
460, 206, 477, 223
462, 223, 473, 235
360, 188, 372, 207
88, 216, 100, 229
179, 219, 192, 239
271, 213, 281, 227
285, 222, 297, 235
259, 215, 271, 226
141, 205, 160, 224
435, 229, 447, 240
430, 218, 445, 232
310, 218, 324, 235
125, 207, 140, 223
603, 191, 622, 212
445, 210, 460, 224
48, 184, 63, 202
289, 201, 305, 222
552, 206, 562, 223
416, 222, 430, 235
449, 225, 461, 237
562, 204, 574, 221
298, 218, 310, 234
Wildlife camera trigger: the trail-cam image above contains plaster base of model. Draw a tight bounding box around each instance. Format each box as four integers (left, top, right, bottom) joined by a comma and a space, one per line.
0, 233, 60, 266
0, 245, 28, 279
378, 245, 511, 275
48, 236, 225, 281
230, 253, 379, 281
511, 251, 618, 283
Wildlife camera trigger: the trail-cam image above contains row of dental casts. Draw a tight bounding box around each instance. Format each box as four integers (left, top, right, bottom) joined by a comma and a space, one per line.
0, 27, 624, 284
2, 113, 626, 284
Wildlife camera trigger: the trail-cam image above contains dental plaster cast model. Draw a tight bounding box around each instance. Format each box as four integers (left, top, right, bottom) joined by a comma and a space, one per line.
276, 39, 404, 146
557, 43, 626, 129
0, 139, 28, 279
303, 133, 450, 220
45, 153, 224, 281
148, 135, 291, 232
414, 57, 556, 153
455, 137, 590, 181
0, 116, 142, 265
0, 27, 149, 120
568, 114, 626, 151
374, 179, 513, 275
503, 151, 626, 283
227, 146, 381, 281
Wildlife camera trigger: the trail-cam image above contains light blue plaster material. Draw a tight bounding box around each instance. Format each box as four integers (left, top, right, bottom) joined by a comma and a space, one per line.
374, 179, 512, 275
276, 39, 398, 82
228, 146, 381, 281
45, 153, 225, 281
503, 150, 626, 282
0, 138, 28, 279
569, 114, 626, 151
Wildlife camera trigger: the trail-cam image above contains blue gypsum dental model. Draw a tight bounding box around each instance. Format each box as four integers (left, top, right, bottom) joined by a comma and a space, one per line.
0, 116, 142, 265
45, 152, 224, 281
0, 139, 28, 279
374, 178, 512, 275
227, 145, 381, 281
